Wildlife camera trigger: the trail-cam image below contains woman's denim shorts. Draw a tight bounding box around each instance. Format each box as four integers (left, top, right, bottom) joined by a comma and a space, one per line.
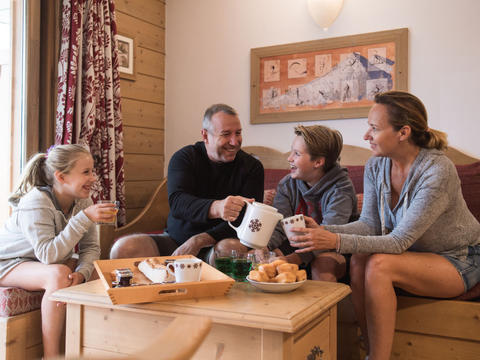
443, 245, 480, 292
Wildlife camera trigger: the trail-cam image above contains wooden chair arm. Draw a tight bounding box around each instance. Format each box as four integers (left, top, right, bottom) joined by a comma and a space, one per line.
97, 178, 170, 259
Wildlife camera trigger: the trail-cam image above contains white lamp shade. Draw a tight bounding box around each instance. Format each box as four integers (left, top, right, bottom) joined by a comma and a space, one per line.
307, 0, 344, 30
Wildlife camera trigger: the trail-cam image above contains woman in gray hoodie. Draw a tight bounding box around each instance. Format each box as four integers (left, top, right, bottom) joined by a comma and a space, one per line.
0, 145, 115, 358
289, 91, 480, 360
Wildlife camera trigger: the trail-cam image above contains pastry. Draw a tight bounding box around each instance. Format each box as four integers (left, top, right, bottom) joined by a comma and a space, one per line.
258, 263, 276, 278
138, 258, 175, 283
295, 269, 307, 282
274, 272, 296, 283
276, 263, 299, 274
270, 259, 287, 268
248, 270, 269, 282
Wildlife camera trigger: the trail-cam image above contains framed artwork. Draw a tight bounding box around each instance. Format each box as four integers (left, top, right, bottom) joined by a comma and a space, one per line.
116, 33, 136, 80
250, 28, 408, 124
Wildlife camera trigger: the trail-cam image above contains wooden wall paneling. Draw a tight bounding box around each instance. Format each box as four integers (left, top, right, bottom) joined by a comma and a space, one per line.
123, 127, 164, 155
120, 76, 164, 104
125, 180, 162, 208
116, 12, 165, 52
116, 0, 165, 221
126, 207, 143, 221
124, 154, 164, 181
115, 0, 165, 28
137, 47, 165, 78
121, 98, 164, 129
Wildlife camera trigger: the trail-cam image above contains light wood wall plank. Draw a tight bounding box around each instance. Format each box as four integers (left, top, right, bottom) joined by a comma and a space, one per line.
115, 0, 165, 28
122, 98, 164, 129
120, 75, 164, 104
124, 154, 164, 181
123, 127, 164, 155
116, 0, 165, 218
126, 207, 143, 221
116, 12, 165, 53
125, 180, 162, 208
137, 47, 164, 78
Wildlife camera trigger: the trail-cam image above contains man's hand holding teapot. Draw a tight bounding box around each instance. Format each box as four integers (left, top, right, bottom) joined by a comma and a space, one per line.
209, 196, 254, 222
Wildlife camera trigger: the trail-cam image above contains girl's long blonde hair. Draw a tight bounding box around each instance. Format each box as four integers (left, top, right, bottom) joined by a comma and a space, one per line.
9, 144, 91, 204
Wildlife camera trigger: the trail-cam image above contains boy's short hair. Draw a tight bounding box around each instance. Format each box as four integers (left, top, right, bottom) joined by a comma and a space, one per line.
294, 125, 343, 171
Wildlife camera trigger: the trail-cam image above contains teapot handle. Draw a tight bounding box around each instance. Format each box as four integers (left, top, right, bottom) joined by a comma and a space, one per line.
227, 199, 251, 230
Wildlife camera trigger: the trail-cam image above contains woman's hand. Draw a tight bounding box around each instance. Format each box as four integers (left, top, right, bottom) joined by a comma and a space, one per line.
304, 216, 320, 228
83, 203, 117, 223
288, 226, 337, 253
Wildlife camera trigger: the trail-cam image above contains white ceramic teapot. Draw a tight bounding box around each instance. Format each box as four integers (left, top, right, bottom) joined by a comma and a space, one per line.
228, 200, 284, 249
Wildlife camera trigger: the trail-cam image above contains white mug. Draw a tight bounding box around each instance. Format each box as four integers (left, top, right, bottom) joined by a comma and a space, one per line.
281, 214, 306, 240
167, 258, 202, 283
228, 200, 284, 249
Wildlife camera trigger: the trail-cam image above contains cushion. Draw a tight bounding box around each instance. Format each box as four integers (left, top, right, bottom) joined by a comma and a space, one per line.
455, 281, 480, 301
456, 161, 480, 222
0, 286, 44, 317
264, 189, 276, 206
356, 193, 364, 214
264, 169, 289, 191
345, 165, 365, 194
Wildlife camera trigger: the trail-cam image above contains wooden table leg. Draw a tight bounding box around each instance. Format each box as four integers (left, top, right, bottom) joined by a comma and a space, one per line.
65, 303, 82, 357
330, 305, 338, 360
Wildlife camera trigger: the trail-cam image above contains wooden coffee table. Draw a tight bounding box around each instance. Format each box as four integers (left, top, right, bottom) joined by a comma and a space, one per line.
52, 280, 350, 359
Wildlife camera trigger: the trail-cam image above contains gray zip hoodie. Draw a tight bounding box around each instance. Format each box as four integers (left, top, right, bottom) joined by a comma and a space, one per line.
0, 187, 99, 281
268, 163, 358, 264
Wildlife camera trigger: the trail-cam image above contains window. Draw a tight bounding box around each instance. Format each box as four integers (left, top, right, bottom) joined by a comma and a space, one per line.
0, 0, 28, 224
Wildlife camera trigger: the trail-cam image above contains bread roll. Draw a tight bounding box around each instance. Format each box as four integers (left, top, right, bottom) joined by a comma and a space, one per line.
276, 263, 299, 274
248, 270, 269, 282
270, 259, 287, 268
274, 272, 296, 283
296, 269, 307, 282
258, 263, 276, 279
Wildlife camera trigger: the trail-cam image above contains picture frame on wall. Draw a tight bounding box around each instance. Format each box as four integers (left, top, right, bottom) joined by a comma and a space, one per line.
116, 33, 136, 81
250, 28, 408, 124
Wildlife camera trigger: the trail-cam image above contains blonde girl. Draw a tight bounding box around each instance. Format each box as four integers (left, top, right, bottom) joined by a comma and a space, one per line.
0, 144, 116, 358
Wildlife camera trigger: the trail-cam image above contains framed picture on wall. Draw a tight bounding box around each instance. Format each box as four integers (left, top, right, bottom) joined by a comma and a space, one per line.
250, 28, 408, 124
116, 33, 136, 80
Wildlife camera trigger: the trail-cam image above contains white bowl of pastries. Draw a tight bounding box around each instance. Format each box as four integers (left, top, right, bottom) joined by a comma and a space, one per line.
246, 259, 307, 293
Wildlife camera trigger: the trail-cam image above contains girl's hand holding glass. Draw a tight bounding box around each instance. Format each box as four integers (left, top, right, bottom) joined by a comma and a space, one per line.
84, 201, 119, 224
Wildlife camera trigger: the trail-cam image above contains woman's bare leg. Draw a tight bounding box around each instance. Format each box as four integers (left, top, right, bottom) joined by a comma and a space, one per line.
0, 262, 74, 359
349, 253, 370, 352
364, 252, 464, 360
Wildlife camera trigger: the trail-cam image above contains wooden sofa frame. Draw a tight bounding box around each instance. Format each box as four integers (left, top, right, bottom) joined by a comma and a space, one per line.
98, 144, 480, 360
0, 309, 43, 359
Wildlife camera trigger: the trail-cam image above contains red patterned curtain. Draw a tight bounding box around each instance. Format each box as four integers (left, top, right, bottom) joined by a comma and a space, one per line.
56, 0, 126, 225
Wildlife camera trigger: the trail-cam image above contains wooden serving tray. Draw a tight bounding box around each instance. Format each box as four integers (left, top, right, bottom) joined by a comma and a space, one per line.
94, 255, 235, 305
